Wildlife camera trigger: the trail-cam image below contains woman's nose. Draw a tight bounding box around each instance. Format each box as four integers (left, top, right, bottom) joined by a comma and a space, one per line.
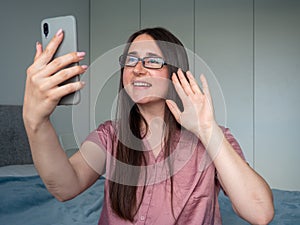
133, 61, 147, 76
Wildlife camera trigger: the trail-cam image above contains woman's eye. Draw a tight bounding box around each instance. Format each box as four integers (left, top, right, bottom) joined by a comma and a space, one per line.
148, 58, 161, 64
128, 57, 136, 62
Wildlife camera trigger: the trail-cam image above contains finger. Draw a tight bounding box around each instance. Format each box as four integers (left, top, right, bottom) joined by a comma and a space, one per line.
200, 74, 212, 100
177, 68, 193, 96
172, 72, 188, 101
35, 29, 64, 67
39, 51, 86, 78
52, 81, 85, 101
166, 100, 181, 123
49, 65, 88, 88
34, 42, 43, 61
186, 71, 203, 95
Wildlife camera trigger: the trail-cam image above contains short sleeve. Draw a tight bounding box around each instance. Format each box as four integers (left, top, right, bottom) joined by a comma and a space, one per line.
83, 120, 116, 154
79, 121, 116, 175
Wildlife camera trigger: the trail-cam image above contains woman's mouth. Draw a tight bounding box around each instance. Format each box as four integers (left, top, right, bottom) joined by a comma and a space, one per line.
132, 81, 152, 87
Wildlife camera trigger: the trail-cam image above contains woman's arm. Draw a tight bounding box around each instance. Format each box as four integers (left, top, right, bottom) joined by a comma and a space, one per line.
25, 120, 101, 201
201, 123, 274, 224
166, 69, 274, 224
23, 29, 101, 201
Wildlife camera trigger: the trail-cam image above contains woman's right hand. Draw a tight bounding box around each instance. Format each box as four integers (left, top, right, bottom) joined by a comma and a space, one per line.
23, 29, 87, 130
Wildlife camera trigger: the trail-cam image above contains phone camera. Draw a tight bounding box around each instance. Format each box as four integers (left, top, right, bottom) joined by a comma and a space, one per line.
43, 23, 49, 38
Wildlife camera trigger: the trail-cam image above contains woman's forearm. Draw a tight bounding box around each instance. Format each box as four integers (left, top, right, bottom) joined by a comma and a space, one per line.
199, 123, 274, 224
24, 119, 82, 201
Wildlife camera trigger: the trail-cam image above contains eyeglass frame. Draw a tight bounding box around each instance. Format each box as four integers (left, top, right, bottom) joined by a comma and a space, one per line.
119, 54, 167, 69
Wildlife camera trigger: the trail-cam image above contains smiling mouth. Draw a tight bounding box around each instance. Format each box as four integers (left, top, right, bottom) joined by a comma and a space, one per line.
132, 81, 152, 87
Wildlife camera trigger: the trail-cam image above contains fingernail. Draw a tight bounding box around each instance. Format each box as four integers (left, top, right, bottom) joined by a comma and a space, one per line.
36, 41, 40, 49
81, 65, 88, 70
56, 28, 63, 37
77, 52, 86, 58
172, 72, 178, 80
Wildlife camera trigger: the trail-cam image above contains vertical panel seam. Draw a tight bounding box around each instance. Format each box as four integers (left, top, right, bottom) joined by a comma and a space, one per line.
89, 0, 92, 131
193, 0, 196, 73
253, 0, 256, 169
139, 0, 142, 29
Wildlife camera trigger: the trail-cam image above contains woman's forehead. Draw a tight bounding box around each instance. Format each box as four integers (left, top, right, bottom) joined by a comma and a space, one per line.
128, 34, 163, 57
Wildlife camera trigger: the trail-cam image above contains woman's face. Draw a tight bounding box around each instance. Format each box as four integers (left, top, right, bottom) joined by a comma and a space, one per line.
122, 34, 169, 105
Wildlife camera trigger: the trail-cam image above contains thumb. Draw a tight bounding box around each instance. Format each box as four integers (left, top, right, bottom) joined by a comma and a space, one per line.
166, 99, 181, 123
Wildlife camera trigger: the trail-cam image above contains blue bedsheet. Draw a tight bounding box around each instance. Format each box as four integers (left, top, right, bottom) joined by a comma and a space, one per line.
0, 175, 299, 225
0, 175, 104, 225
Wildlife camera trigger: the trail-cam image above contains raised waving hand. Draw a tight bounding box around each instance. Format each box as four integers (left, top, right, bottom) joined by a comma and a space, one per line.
166, 68, 216, 144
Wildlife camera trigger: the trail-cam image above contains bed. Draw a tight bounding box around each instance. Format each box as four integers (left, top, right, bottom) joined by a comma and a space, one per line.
1, 105, 299, 225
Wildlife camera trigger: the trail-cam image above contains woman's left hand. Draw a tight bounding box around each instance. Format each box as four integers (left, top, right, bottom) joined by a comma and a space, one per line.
166, 69, 217, 141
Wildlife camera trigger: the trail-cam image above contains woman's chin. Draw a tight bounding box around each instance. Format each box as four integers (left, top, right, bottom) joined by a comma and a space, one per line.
132, 96, 165, 105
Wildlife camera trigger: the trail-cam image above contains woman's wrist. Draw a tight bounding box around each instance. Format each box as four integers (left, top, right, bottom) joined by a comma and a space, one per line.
196, 121, 217, 143
197, 121, 225, 159
23, 113, 51, 134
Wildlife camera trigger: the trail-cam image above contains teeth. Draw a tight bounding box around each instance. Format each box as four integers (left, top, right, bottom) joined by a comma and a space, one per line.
133, 81, 152, 87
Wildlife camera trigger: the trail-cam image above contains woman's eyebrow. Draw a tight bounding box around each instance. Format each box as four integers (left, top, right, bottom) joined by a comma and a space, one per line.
128, 51, 138, 55
127, 51, 163, 58
147, 52, 162, 57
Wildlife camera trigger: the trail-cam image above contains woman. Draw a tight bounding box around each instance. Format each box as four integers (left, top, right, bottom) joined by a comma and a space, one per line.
23, 27, 274, 224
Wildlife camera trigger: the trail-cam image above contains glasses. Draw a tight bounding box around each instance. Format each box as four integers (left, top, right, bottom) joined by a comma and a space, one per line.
119, 54, 167, 69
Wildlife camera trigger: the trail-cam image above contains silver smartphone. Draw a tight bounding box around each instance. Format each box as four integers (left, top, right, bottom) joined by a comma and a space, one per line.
41, 15, 80, 105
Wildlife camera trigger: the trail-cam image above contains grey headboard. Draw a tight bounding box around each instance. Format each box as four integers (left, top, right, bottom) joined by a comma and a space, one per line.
0, 105, 32, 166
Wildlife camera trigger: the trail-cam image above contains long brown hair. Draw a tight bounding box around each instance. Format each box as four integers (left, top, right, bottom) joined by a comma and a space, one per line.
109, 27, 189, 221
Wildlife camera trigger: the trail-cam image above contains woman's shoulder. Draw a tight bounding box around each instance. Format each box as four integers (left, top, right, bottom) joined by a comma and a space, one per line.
85, 120, 116, 143
84, 120, 117, 151
95, 120, 117, 134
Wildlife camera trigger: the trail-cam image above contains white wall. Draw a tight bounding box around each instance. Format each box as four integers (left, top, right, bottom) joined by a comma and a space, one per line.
0, 0, 90, 144
90, 0, 300, 191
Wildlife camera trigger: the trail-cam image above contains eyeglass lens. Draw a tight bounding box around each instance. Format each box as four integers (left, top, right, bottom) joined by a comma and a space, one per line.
120, 55, 165, 69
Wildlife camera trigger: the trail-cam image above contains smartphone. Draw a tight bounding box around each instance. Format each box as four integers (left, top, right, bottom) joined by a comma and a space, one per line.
41, 15, 80, 105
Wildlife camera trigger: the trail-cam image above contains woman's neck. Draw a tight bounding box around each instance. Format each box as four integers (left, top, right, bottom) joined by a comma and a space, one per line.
137, 100, 167, 157
137, 100, 166, 125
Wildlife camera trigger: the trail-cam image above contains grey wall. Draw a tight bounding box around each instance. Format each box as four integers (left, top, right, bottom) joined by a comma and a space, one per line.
0, 0, 90, 144
255, 0, 300, 191
90, 0, 300, 191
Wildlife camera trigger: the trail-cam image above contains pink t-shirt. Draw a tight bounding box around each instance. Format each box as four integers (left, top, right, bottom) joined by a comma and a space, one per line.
84, 121, 245, 225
